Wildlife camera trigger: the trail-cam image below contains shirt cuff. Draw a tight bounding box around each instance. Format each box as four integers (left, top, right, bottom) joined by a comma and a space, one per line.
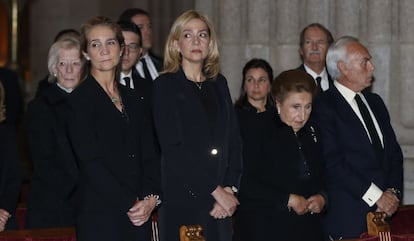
362, 182, 383, 207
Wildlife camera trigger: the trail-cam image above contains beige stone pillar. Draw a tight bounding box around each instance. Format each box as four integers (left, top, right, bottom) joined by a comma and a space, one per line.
398, 0, 414, 204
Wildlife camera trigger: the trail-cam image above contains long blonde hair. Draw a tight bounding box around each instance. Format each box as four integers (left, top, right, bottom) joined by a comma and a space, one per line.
0, 80, 6, 123
162, 10, 220, 80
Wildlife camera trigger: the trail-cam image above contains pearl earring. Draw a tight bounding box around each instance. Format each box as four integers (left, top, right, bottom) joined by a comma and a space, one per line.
277, 108, 280, 115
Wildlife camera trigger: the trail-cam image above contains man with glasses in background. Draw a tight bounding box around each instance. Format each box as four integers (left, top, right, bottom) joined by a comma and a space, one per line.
118, 21, 153, 107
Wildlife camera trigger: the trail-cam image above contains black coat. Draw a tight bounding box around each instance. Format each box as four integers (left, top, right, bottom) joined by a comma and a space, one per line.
0, 123, 22, 230
68, 75, 161, 241
152, 69, 242, 241
26, 84, 78, 228
234, 116, 325, 241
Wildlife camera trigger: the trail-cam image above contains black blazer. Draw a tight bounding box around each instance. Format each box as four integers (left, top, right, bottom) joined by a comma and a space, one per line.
26, 84, 78, 228
0, 123, 22, 230
131, 68, 153, 107
153, 69, 242, 200
312, 87, 403, 239
68, 75, 161, 241
152, 69, 242, 241
149, 52, 163, 72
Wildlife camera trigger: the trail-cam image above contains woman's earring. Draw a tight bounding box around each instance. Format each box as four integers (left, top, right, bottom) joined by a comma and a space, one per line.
277, 108, 280, 115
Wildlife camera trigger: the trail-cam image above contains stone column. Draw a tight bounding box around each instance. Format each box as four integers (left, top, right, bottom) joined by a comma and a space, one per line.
366, 0, 392, 102
398, 0, 414, 204
271, 0, 301, 75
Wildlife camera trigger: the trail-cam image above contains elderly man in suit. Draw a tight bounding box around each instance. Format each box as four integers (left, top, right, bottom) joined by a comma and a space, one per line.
297, 23, 334, 92
312, 36, 403, 240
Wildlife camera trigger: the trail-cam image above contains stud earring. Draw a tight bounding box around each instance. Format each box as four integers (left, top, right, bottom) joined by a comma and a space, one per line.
277, 108, 280, 115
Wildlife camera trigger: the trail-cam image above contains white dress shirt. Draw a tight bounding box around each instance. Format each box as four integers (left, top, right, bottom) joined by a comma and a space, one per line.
120, 71, 134, 89
304, 65, 330, 91
136, 53, 159, 81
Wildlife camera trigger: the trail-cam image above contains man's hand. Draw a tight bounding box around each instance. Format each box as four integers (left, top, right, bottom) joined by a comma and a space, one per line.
376, 190, 399, 216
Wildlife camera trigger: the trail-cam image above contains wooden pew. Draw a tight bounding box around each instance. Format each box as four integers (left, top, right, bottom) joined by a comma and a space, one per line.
0, 227, 76, 241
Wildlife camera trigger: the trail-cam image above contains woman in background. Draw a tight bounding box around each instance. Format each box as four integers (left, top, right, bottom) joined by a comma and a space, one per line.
26, 36, 85, 229
232, 58, 277, 241
68, 16, 161, 241
0, 81, 22, 232
152, 10, 242, 241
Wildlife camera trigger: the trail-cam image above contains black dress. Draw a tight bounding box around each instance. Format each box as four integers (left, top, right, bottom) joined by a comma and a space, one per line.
26, 84, 78, 228
153, 69, 242, 241
234, 116, 326, 241
67, 75, 161, 241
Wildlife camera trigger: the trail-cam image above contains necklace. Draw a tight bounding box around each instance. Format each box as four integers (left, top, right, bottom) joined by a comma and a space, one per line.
111, 96, 119, 103
194, 81, 203, 90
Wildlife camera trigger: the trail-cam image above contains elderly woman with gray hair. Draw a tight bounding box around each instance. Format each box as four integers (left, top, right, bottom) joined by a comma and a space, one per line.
26, 36, 85, 228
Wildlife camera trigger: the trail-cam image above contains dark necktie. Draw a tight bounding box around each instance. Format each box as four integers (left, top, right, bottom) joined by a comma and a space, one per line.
141, 58, 152, 81
355, 93, 383, 161
316, 76, 323, 92
124, 76, 131, 89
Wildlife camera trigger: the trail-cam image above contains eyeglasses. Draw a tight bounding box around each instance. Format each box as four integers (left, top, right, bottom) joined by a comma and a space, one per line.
124, 43, 140, 53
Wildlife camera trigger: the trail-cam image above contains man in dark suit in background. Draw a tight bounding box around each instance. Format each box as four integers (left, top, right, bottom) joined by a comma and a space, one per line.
118, 21, 153, 106
119, 8, 163, 82
312, 36, 403, 240
297, 23, 334, 92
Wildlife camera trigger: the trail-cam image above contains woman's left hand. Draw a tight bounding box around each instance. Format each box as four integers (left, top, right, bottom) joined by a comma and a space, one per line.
307, 194, 326, 214
211, 186, 239, 216
127, 198, 156, 226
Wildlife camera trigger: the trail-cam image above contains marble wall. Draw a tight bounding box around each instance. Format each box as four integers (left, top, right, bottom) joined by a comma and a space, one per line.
27, 0, 414, 203
194, 0, 414, 204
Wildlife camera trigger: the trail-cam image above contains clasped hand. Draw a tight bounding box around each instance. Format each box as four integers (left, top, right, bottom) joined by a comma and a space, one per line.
288, 194, 325, 215
210, 186, 239, 219
0, 209, 11, 232
376, 190, 400, 216
127, 197, 157, 226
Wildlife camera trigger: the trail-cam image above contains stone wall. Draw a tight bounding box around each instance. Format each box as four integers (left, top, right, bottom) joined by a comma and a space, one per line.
27, 0, 414, 203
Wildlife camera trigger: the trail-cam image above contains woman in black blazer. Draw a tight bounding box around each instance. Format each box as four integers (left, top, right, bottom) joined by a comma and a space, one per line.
68, 16, 161, 241
0, 96, 22, 231
152, 10, 242, 241
232, 59, 278, 241
235, 70, 326, 241
26, 36, 85, 229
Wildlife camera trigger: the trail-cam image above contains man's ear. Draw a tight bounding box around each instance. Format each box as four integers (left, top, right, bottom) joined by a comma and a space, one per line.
337, 61, 346, 75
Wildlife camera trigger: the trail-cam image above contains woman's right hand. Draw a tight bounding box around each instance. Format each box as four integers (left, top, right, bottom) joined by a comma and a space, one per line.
0, 209, 10, 232
287, 194, 309, 215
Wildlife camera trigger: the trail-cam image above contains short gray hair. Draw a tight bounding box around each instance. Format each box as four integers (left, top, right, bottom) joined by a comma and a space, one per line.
326, 36, 360, 81
47, 36, 83, 83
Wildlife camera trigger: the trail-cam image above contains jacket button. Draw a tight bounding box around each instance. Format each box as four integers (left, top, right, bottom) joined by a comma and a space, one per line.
211, 148, 218, 155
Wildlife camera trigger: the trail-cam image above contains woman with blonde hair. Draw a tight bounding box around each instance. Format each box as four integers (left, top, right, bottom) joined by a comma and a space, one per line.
153, 9, 242, 241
